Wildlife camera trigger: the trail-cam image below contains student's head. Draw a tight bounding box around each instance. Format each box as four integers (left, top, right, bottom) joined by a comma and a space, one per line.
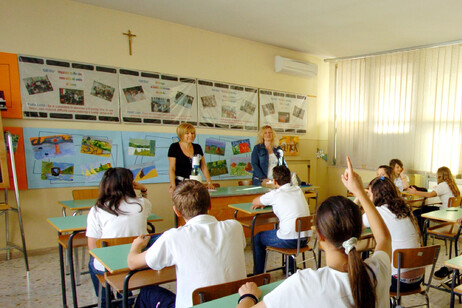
96, 168, 139, 216
316, 196, 376, 308
368, 176, 411, 219
176, 123, 196, 143
272, 165, 291, 186
256, 125, 278, 147
437, 166, 460, 197
376, 165, 393, 179
389, 159, 404, 176
172, 180, 210, 220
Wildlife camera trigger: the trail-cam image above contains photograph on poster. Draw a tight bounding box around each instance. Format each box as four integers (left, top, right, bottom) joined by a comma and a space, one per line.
81, 161, 111, 182
41, 161, 74, 182
123, 86, 146, 103
240, 100, 256, 115
230, 157, 252, 176
207, 159, 228, 177
262, 103, 275, 116
205, 138, 226, 156
278, 112, 290, 123
30, 134, 75, 160
201, 95, 217, 107
222, 106, 237, 119
174, 91, 194, 109
128, 138, 155, 156
90, 81, 115, 102
80, 136, 112, 157
130, 161, 158, 182
292, 106, 305, 119
231, 139, 250, 155
59, 88, 84, 105
23, 75, 54, 95
151, 97, 170, 113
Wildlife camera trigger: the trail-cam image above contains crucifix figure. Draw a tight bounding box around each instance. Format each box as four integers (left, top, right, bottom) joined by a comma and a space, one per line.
123, 30, 136, 56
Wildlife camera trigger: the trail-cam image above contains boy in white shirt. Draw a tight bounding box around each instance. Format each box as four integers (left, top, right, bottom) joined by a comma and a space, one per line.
127, 180, 247, 308
251, 165, 310, 275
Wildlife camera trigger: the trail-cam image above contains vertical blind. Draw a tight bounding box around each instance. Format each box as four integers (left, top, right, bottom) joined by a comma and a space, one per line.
332, 44, 462, 174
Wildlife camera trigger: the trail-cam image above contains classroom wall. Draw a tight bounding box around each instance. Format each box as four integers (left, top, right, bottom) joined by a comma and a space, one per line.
0, 0, 330, 251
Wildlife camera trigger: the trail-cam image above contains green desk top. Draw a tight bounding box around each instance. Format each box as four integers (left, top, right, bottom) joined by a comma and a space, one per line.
209, 186, 271, 198
47, 213, 162, 232
193, 280, 284, 307
445, 254, 462, 270
90, 243, 132, 274
59, 199, 97, 210
228, 202, 274, 215
421, 208, 462, 222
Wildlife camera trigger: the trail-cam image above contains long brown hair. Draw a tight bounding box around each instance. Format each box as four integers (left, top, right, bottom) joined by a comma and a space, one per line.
316, 196, 377, 308
437, 167, 460, 197
369, 177, 410, 219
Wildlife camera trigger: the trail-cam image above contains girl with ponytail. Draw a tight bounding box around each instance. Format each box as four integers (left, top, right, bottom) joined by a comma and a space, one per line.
236, 157, 392, 308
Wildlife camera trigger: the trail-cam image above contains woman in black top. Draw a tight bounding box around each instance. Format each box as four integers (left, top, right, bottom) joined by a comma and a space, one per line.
168, 123, 213, 195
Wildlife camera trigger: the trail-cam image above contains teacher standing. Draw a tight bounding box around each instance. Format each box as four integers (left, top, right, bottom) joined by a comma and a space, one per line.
168, 123, 214, 195
251, 125, 286, 186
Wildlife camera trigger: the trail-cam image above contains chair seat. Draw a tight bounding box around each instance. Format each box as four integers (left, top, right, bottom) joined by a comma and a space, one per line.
454, 284, 462, 294
57, 233, 88, 249
428, 223, 458, 237
236, 214, 278, 229
0, 203, 10, 211
266, 245, 313, 255
390, 285, 424, 297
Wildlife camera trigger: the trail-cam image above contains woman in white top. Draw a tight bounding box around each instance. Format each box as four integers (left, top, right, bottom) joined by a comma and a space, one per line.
364, 176, 423, 292
236, 157, 392, 308
86, 167, 152, 305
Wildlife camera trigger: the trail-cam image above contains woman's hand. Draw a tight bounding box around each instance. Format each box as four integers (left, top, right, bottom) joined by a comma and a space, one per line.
206, 182, 216, 190
407, 186, 417, 194
238, 282, 262, 299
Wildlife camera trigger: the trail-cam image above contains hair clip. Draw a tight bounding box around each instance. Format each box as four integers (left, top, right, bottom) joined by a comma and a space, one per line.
380, 176, 385, 180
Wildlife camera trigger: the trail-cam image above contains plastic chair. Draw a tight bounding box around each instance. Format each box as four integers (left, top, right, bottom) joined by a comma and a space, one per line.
426, 196, 462, 258
264, 215, 317, 277
390, 245, 440, 308
191, 273, 271, 305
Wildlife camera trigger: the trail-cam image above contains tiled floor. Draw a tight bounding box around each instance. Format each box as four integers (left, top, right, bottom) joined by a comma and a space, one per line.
1, 238, 462, 307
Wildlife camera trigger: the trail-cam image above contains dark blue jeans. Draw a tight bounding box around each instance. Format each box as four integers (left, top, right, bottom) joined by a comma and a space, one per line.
135, 285, 176, 308
253, 229, 307, 275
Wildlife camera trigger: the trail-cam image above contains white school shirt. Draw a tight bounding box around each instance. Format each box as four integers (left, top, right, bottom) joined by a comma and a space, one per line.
433, 181, 455, 209
260, 183, 310, 239
267, 153, 278, 180
144, 214, 246, 308
362, 205, 420, 275
86, 197, 151, 271
263, 251, 391, 308
394, 175, 409, 192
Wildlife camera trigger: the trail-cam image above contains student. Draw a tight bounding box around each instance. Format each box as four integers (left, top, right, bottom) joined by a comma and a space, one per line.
251, 165, 310, 275
409, 166, 461, 279
236, 156, 392, 308
389, 159, 409, 192
364, 176, 423, 292
377, 165, 393, 180
86, 167, 151, 305
127, 180, 247, 308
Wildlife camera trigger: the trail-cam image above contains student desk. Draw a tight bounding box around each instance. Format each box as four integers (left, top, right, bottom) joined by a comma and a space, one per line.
229, 202, 277, 275
444, 255, 462, 308
421, 208, 462, 245
90, 244, 176, 308
193, 280, 283, 307
58, 198, 97, 216
47, 213, 163, 308
401, 191, 426, 209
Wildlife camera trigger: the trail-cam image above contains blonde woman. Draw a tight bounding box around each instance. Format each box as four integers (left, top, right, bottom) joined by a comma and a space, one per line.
168, 123, 213, 195
251, 125, 286, 186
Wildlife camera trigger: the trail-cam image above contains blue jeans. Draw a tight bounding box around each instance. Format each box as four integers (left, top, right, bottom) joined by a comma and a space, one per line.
253, 229, 307, 275
135, 285, 176, 308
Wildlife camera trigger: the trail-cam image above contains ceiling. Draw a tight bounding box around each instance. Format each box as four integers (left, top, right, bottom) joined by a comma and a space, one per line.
72, 0, 462, 59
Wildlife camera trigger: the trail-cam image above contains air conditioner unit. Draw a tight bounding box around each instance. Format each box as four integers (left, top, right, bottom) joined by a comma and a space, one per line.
274, 56, 317, 78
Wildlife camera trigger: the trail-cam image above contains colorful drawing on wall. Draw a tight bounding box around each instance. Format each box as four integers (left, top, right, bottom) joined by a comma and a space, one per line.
23, 75, 53, 95
130, 162, 158, 182
81, 161, 111, 182
128, 138, 155, 156
90, 81, 115, 102
279, 136, 299, 156
30, 134, 75, 159
207, 160, 228, 177
230, 157, 252, 176
205, 138, 226, 156
123, 86, 145, 103
80, 136, 112, 157
41, 161, 74, 182
231, 139, 251, 155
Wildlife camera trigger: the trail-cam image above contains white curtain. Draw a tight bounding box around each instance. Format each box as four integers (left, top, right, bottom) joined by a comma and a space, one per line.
332, 44, 462, 174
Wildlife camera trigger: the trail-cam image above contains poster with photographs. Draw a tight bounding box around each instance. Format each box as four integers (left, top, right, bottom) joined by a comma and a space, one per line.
119, 69, 197, 125
259, 90, 308, 134
18, 55, 119, 122
197, 80, 258, 130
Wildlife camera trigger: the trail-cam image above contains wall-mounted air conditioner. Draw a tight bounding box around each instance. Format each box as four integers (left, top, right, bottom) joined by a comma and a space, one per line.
274, 56, 317, 78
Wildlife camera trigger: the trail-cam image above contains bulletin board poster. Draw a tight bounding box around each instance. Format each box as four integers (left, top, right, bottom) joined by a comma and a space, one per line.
18, 55, 120, 122
197, 80, 258, 131
259, 90, 308, 134
195, 134, 257, 180
279, 136, 299, 156
119, 69, 197, 125
121, 131, 177, 184
23, 128, 123, 189
4, 127, 28, 190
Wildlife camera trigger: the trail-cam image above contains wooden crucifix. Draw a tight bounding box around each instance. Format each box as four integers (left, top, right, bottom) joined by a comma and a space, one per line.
123, 30, 136, 56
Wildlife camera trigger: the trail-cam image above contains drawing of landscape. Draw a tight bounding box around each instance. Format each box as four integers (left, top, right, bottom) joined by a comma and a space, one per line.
41, 161, 74, 182
80, 136, 112, 157
30, 134, 75, 160
231, 139, 250, 155
230, 157, 252, 176
128, 138, 155, 156
130, 162, 158, 181
81, 161, 112, 182
205, 138, 225, 156
207, 160, 228, 177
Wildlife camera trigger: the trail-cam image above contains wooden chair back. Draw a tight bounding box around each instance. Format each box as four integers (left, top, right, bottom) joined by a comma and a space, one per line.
72, 188, 99, 200
296, 215, 315, 233
96, 233, 158, 248
393, 245, 440, 269
238, 180, 251, 186
449, 196, 462, 208
192, 273, 270, 305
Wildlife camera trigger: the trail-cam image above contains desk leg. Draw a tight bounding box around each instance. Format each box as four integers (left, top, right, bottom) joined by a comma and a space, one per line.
105, 281, 112, 308
450, 269, 459, 308
123, 270, 137, 308
68, 231, 80, 308
251, 214, 259, 275
423, 218, 429, 246
58, 233, 68, 308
